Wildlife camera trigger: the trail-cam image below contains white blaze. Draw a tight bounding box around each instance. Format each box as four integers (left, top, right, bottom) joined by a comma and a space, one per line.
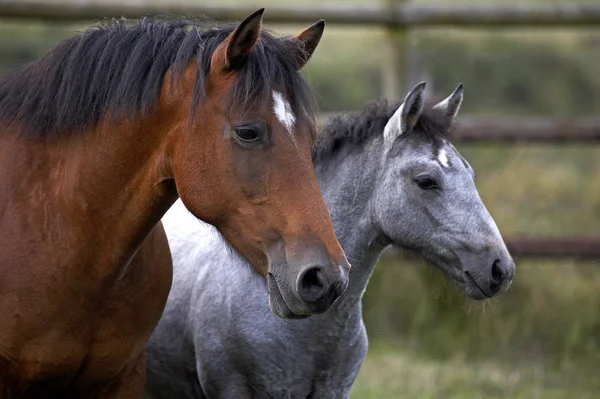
272, 91, 295, 135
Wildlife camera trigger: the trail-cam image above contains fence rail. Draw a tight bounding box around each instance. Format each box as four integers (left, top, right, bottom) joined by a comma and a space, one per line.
318, 114, 600, 143
2, 2, 600, 27
453, 117, 600, 143
1, 1, 599, 259
504, 237, 600, 259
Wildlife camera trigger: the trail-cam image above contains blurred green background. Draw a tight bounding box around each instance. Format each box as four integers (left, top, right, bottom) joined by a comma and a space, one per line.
2, 0, 599, 397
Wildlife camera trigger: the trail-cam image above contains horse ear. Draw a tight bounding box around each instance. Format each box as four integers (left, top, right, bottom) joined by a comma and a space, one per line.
383, 81, 427, 145
289, 20, 325, 70
433, 83, 464, 128
213, 8, 264, 71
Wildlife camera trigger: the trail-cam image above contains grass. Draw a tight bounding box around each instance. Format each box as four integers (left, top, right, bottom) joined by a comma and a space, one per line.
461, 144, 600, 236
352, 348, 600, 399
354, 255, 600, 398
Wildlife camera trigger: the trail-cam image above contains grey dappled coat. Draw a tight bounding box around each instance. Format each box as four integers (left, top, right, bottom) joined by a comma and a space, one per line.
144, 83, 514, 399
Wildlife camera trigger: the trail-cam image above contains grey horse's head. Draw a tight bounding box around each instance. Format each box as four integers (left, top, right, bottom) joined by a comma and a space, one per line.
373, 82, 515, 299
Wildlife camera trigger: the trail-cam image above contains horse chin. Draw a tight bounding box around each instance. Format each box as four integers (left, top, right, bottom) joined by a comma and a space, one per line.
438, 263, 490, 300
462, 272, 491, 300
425, 255, 490, 300
267, 273, 310, 320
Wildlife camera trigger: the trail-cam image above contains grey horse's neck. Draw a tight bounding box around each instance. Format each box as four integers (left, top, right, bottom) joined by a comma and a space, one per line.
313, 136, 390, 319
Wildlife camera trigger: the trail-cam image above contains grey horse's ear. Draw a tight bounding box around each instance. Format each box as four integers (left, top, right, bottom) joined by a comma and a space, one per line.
383, 81, 426, 145
433, 83, 463, 128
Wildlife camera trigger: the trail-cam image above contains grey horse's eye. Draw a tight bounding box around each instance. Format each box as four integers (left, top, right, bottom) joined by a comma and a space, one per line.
415, 177, 438, 190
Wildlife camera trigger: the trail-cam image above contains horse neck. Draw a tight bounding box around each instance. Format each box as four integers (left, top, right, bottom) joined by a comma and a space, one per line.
313, 136, 389, 317
12, 115, 177, 270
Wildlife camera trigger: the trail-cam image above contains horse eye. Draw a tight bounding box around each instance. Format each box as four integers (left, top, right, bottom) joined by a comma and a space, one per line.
234, 127, 260, 143
415, 177, 438, 190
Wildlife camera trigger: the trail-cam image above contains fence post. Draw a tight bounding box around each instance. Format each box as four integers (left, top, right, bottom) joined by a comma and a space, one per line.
381, 0, 409, 101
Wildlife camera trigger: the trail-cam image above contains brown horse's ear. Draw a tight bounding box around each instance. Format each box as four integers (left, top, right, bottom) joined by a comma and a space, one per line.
213, 8, 264, 71
289, 20, 325, 70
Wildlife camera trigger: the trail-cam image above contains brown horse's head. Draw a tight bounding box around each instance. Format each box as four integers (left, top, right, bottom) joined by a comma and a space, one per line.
160, 10, 349, 318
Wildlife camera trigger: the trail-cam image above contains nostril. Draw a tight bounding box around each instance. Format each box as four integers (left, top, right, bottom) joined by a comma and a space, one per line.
298, 267, 327, 303
491, 259, 504, 284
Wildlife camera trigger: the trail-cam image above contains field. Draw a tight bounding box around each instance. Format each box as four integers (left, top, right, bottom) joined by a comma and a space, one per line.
2, 1, 600, 397
354, 349, 599, 399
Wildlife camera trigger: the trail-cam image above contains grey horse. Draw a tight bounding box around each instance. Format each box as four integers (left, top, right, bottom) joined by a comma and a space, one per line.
145, 82, 516, 399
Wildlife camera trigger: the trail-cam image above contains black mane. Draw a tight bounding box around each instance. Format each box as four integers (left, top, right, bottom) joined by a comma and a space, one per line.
0, 17, 316, 137
312, 98, 450, 163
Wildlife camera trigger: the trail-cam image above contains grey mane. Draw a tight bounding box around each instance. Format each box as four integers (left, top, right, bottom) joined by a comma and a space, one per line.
312, 98, 453, 163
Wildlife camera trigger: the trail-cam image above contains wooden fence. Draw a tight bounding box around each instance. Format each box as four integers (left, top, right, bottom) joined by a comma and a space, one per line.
1, 1, 599, 259
2, 2, 600, 27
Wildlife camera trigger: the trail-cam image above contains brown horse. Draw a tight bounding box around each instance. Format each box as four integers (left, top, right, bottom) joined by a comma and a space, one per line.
0, 9, 350, 398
